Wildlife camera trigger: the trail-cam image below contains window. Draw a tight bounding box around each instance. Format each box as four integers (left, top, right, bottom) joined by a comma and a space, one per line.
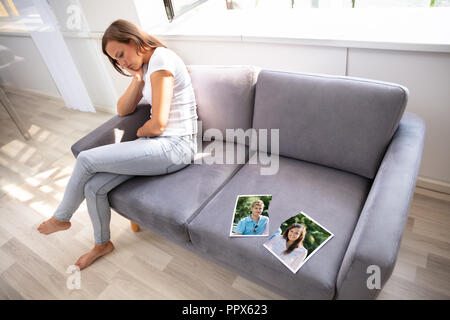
145, 0, 450, 49
223, 0, 450, 9
164, 0, 208, 22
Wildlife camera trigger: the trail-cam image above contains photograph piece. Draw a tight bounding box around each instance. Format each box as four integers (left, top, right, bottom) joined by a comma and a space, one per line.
263, 212, 333, 274
229, 195, 272, 237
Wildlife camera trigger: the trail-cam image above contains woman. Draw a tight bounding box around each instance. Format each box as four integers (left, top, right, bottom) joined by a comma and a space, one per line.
265, 223, 308, 271
37, 19, 198, 270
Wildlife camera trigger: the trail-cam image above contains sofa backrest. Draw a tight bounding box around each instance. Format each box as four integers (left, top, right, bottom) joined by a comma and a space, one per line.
252, 70, 408, 179
188, 65, 260, 145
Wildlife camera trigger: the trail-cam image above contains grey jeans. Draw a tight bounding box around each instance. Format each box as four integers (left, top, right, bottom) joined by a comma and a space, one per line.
53, 134, 197, 244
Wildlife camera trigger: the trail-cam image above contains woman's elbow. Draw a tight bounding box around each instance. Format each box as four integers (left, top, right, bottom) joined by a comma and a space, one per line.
117, 104, 126, 117
152, 120, 167, 136
152, 126, 166, 136
117, 107, 131, 117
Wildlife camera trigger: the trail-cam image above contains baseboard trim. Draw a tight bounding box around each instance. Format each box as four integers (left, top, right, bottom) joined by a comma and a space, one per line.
416, 176, 450, 195
1, 84, 62, 102
1, 85, 114, 115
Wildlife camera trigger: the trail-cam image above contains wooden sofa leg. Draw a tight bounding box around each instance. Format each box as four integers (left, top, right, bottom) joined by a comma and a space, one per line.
130, 221, 140, 232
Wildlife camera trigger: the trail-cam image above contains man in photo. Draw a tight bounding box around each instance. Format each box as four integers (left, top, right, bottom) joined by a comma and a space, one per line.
233, 200, 269, 235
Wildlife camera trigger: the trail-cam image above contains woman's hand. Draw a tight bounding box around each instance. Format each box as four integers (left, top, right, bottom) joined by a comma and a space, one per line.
136, 126, 145, 138
123, 65, 144, 81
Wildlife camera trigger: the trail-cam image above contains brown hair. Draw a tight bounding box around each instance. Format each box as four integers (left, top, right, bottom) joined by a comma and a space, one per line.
102, 19, 167, 76
282, 223, 306, 255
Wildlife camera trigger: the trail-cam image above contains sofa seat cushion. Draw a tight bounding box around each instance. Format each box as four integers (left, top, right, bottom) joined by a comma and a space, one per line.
187, 156, 372, 299
108, 141, 248, 243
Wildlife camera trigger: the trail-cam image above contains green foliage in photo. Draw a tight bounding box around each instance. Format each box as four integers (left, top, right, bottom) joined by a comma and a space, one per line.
233, 195, 272, 224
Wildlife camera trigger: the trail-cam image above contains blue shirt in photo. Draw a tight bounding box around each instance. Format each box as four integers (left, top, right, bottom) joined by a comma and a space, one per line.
236, 215, 269, 235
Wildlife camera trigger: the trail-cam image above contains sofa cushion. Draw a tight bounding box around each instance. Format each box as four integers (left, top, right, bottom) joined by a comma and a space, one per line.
108, 141, 248, 243
188, 65, 260, 146
187, 156, 372, 299
252, 70, 408, 179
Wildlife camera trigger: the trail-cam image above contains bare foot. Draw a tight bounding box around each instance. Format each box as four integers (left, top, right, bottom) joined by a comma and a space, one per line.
74, 241, 115, 270
37, 216, 71, 235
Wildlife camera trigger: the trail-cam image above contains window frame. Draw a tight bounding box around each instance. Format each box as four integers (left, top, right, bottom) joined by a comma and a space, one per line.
163, 0, 208, 22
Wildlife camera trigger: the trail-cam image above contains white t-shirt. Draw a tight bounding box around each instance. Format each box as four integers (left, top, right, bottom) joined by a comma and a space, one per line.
141, 47, 198, 136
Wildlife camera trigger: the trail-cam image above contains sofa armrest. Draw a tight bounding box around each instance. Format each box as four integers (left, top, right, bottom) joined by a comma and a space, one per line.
70, 104, 150, 158
335, 112, 426, 299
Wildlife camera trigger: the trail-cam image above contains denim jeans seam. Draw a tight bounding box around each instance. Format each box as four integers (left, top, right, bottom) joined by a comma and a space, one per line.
94, 193, 105, 245
163, 137, 195, 173
89, 150, 169, 172
159, 138, 194, 166
83, 137, 190, 172
86, 141, 191, 176
91, 174, 128, 244
159, 136, 193, 155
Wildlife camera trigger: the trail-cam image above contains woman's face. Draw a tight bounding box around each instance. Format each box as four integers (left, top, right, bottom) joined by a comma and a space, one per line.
288, 227, 302, 242
105, 40, 142, 71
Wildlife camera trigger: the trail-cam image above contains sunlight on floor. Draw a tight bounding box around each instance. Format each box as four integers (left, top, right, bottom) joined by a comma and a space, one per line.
0, 139, 26, 158
25, 177, 41, 187
38, 185, 53, 193
2, 184, 33, 201
29, 200, 56, 218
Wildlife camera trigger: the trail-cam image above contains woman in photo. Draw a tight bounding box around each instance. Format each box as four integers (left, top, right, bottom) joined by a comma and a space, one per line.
265, 223, 308, 271
37, 19, 198, 270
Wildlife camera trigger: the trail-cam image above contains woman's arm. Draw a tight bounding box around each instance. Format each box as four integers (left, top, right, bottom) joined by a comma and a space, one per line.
290, 249, 307, 271
137, 70, 174, 137
117, 67, 144, 117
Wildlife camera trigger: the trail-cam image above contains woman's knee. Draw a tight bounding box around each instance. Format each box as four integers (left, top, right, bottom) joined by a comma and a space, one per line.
84, 177, 108, 197
84, 173, 131, 197
84, 179, 98, 197
77, 150, 93, 170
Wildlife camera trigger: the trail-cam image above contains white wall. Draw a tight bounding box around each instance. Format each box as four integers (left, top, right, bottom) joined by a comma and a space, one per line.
164, 39, 347, 75
347, 48, 450, 185
0, 34, 60, 97
79, 0, 140, 32
0, 0, 140, 112
63, 36, 117, 111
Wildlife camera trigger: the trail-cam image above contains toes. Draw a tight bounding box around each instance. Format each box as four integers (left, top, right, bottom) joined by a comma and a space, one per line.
74, 258, 84, 270
75, 253, 90, 269
37, 220, 48, 231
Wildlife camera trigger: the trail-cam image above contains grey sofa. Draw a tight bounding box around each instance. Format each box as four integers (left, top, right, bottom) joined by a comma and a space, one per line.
71, 65, 425, 299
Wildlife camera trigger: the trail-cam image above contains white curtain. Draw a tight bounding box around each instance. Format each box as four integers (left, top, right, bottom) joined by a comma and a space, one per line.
24, 0, 95, 112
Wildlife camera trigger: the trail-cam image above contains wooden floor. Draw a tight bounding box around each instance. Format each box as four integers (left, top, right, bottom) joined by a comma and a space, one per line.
0, 89, 449, 300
